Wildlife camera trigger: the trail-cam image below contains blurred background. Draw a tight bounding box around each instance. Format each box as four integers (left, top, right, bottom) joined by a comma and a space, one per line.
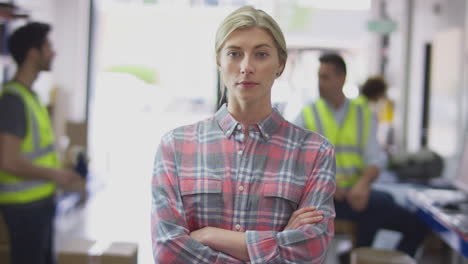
1, 0, 468, 263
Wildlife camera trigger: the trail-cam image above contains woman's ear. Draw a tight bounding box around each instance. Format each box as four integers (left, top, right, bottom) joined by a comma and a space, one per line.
216, 55, 221, 68
276, 62, 285, 77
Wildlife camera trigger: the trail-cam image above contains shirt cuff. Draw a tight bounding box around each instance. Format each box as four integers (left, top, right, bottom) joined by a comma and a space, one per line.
246, 230, 281, 264
215, 252, 245, 264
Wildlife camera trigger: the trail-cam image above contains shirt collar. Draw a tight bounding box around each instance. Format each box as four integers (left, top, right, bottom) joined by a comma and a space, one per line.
323, 97, 350, 112
215, 104, 283, 141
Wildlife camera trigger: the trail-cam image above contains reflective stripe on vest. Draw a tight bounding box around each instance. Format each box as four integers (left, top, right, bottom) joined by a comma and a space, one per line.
0, 83, 58, 203
0, 179, 48, 192
303, 99, 371, 187
23, 143, 55, 160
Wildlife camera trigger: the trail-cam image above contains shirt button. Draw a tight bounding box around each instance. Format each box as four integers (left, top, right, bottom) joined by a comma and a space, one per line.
235, 224, 241, 230
238, 186, 244, 191
238, 150, 243, 155
236, 124, 242, 130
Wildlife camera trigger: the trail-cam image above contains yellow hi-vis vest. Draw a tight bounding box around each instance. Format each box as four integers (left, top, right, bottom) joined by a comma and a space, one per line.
0, 82, 59, 204
354, 95, 368, 106
303, 98, 371, 188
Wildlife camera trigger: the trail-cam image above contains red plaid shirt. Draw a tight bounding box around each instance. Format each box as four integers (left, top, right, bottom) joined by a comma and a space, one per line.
151, 105, 336, 263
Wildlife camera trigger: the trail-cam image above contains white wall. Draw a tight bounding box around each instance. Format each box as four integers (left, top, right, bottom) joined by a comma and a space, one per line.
385, 0, 465, 156
49, 0, 90, 156
408, 0, 464, 154
52, 0, 90, 124
14, 0, 55, 22
430, 28, 463, 158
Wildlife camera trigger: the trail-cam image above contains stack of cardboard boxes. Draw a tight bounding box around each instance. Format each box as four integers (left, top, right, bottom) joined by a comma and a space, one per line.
63, 121, 88, 170
58, 238, 138, 264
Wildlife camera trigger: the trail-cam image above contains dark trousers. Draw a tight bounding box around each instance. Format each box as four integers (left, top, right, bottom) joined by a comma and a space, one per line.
0, 195, 56, 264
335, 189, 428, 256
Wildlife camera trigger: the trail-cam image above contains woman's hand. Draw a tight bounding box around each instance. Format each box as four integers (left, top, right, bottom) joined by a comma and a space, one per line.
285, 206, 324, 230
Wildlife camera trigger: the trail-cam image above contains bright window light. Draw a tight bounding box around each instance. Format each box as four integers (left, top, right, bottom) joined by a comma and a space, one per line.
297, 0, 371, 10
343, 83, 360, 99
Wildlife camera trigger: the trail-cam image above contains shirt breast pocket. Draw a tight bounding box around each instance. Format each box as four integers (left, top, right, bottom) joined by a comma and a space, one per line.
180, 178, 223, 230
261, 182, 303, 228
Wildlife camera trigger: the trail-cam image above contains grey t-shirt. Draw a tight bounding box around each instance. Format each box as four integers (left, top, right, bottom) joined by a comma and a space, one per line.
0, 93, 26, 138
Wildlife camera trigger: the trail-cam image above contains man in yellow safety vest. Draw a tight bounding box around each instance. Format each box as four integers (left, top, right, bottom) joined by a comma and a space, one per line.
293, 53, 427, 258
0, 22, 84, 264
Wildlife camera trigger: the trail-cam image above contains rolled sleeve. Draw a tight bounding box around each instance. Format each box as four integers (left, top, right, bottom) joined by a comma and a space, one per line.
364, 115, 388, 169
245, 139, 336, 263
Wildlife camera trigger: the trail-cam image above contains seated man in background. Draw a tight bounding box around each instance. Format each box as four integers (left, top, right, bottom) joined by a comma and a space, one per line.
293, 53, 428, 258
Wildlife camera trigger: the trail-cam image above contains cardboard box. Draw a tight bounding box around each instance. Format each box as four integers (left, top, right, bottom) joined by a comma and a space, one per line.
0, 243, 10, 264
0, 214, 9, 244
58, 238, 138, 264
66, 122, 88, 149
57, 238, 95, 264
60, 121, 87, 169
102, 242, 138, 264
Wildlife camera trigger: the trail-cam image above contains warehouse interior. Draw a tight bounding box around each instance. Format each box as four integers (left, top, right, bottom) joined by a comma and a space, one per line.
0, 0, 468, 263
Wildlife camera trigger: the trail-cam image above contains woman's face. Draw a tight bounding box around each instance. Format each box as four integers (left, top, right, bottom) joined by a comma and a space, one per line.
218, 27, 284, 106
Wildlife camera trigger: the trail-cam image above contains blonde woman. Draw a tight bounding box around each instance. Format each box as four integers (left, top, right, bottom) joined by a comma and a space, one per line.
151, 6, 336, 263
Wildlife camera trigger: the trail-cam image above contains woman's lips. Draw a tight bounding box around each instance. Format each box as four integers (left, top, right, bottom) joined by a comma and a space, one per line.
238, 81, 258, 88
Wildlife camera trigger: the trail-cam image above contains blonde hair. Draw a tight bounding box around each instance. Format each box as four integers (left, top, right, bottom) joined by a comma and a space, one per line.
215, 6, 288, 103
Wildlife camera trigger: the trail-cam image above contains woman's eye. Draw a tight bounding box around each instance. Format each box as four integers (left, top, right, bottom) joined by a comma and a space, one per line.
257, 52, 268, 57
228, 51, 240, 57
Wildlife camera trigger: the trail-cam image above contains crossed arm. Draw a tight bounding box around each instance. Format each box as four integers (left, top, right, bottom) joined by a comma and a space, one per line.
188, 206, 324, 261
151, 137, 336, 263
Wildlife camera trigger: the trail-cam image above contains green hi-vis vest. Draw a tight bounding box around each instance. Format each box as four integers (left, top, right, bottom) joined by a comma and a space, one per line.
0, 82, 59, 204
303, 98, 371, 188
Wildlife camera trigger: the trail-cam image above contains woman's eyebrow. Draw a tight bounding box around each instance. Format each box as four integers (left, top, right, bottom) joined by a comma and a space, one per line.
224, 43, 273, 50
224, 45, 241, 50
254, 43, 273, 49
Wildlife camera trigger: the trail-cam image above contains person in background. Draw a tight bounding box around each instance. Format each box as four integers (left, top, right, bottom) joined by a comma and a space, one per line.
360, 76, 395, 152
293, 53, 427, 258
0, 22, 84, 264
151, 6, 336, 263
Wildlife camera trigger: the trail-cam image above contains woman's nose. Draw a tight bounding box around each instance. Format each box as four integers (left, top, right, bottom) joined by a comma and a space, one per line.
240, 56, 254, 75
